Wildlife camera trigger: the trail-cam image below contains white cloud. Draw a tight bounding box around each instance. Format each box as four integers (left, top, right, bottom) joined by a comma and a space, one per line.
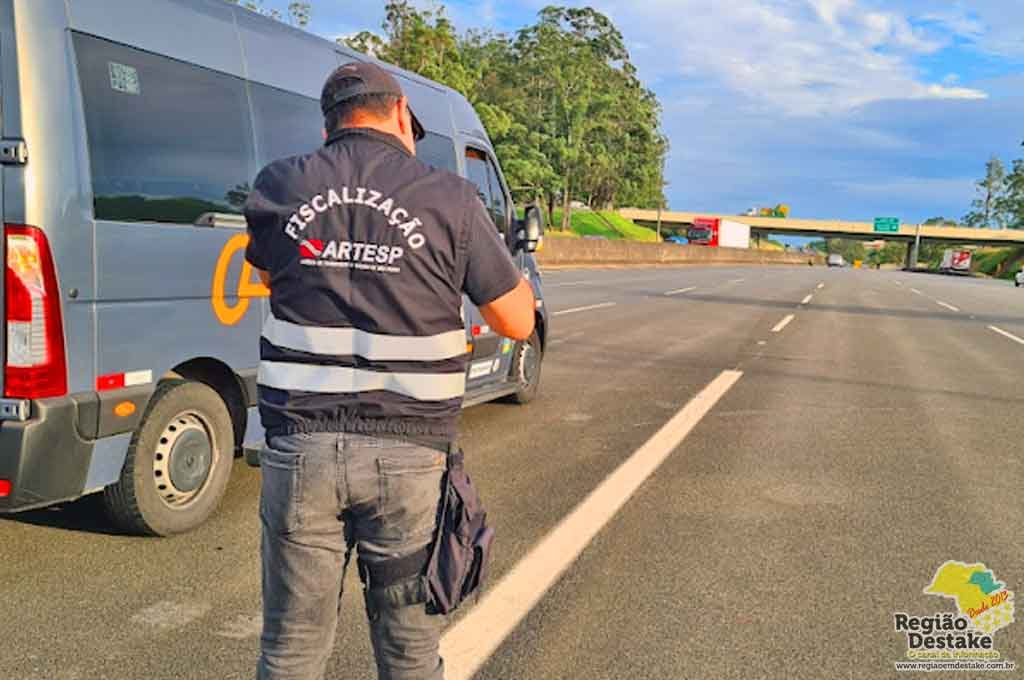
912, 2, 1024, 58
583, 0, 987, 116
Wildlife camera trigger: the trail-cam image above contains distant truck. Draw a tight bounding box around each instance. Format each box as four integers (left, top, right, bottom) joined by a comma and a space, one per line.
687, 217, 751, 249
939, 249, 972, 275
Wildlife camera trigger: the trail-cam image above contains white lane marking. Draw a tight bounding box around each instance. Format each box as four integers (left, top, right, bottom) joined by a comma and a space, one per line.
552, 302, 617, 317
217, 614, 264, 640
894, 281, 904, 286
664, 286, 697, 296
439, 370, 744, 680
548, 331, 585, 347
729, 278, 746, 284
801, 294, 813, 305
546, 280, 599, 288
936, 301, 960, 312
817, 283, 825, 290
910, 288, 923, 295
131, 601, 212, 631
772, 314, 795, 333
989, 326, 1024, 346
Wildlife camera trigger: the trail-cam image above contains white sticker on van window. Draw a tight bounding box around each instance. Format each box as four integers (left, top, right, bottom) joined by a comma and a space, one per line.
108, 62, 141, 95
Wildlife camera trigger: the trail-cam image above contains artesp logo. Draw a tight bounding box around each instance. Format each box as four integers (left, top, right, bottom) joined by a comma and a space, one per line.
299, 239, 324, 259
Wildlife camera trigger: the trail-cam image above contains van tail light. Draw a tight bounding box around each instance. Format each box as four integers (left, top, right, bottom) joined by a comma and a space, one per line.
5, 224, 67, 398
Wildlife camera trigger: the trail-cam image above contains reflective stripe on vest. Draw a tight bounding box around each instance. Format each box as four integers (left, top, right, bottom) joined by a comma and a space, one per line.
262, 313, 467, 362
258, 361, 467, 402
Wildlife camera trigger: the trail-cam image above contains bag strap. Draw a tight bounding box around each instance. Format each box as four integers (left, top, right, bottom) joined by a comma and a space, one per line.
335, 512, 357, 618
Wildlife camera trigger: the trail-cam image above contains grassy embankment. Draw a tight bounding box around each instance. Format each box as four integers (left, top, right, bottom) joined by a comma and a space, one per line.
544, 210, 785, 250
971, 247, 1024, 280
544, 210, 659, 241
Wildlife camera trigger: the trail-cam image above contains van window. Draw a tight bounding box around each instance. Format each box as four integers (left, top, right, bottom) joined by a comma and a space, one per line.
416, 133, 457, 174
73, 33, 255, 224
465, 147, 507, 233
464, 148, 492, 209
251, 83, 323, 166
485, 158, 509, 232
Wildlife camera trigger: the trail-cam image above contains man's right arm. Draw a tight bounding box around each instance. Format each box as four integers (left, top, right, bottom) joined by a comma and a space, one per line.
480, 278, 534, 340
461, 202, 535, 341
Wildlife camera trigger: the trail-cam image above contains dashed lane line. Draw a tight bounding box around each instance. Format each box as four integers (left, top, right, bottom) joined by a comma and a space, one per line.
439, 370, 745, 680
772, 315, 796, 333
817, 283, 825, 290
546, 280, 599, 288
910, 288, 924, 295
664, 287, 697, 296
801, 294, 814, 305
552, 302, 617, 317
989, 326, 1024, 346
936, 301, 961, 312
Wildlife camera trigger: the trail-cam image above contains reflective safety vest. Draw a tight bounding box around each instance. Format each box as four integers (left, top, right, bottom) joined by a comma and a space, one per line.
244, 127, 521, 441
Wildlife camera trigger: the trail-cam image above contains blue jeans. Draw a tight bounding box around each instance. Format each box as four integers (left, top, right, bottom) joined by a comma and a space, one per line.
256, 432, 447, 680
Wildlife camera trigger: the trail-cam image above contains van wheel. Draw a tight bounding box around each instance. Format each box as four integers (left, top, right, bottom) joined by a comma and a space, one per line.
103, 380, 234, 536
507, 331, 542, 404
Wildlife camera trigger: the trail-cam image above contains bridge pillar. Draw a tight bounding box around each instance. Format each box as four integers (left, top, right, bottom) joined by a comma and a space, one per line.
905, 241, 918, 270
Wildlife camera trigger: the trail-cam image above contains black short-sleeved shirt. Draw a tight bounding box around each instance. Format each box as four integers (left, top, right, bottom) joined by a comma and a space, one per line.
244, 127, 522, 440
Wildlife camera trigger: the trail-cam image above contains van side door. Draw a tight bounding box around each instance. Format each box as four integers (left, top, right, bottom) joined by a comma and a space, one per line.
462, 145, 516, 388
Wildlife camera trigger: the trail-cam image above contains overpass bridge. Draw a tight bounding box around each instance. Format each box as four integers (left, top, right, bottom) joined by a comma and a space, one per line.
619, 209, 1024, 252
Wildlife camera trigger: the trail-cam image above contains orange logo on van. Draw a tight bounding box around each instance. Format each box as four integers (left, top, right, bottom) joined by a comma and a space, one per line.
211, 234, 269, 326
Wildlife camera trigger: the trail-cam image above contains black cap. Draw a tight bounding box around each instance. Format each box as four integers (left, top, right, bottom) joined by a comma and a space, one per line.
321, 62, 425, 141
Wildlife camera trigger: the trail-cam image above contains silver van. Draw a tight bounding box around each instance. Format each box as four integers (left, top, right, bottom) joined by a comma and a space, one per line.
0, 0, 547, 535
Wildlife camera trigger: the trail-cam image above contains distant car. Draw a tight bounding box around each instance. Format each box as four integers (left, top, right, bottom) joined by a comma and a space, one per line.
1016, 270, 1024, 288
827, 254, 846, 267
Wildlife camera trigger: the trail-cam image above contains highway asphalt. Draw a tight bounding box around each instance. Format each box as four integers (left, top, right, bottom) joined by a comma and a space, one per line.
1, 265, 1021, 679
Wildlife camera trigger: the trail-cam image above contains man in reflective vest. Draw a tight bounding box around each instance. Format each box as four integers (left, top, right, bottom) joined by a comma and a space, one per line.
244, 62, 535, 680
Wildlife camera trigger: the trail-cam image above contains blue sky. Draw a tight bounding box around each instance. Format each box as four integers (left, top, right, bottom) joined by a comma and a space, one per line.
257, 0, 1024, 225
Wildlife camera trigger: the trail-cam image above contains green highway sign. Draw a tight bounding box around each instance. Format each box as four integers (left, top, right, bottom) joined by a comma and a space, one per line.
874, 217, 900, 233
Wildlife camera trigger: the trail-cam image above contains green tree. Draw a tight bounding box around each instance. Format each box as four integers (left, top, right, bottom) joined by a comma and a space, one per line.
826, 238, 867, 263
342, 2, 473, 95
513, 7, 665, 229
225, 0, 311, 26
963, 156, 1007, 228
340, 3, 667, 228
997, 158, 1024, 229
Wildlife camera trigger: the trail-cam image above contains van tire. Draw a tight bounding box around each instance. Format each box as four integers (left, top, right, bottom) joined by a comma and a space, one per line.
507, 331, 542, 404
103, 379, 234, 536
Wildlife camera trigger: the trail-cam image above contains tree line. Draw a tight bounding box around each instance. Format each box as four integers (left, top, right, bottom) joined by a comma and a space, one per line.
232, 1, 668, 231
963, 149, 1024, 229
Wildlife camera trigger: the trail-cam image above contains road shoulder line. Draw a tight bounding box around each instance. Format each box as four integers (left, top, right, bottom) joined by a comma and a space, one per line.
439, 370, 745, 680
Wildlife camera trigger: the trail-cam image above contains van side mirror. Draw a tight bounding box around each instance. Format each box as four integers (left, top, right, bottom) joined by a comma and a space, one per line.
516, 205, 545, 253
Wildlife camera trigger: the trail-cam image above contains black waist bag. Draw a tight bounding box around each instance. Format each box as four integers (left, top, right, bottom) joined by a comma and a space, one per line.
425, 448, 494, 615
